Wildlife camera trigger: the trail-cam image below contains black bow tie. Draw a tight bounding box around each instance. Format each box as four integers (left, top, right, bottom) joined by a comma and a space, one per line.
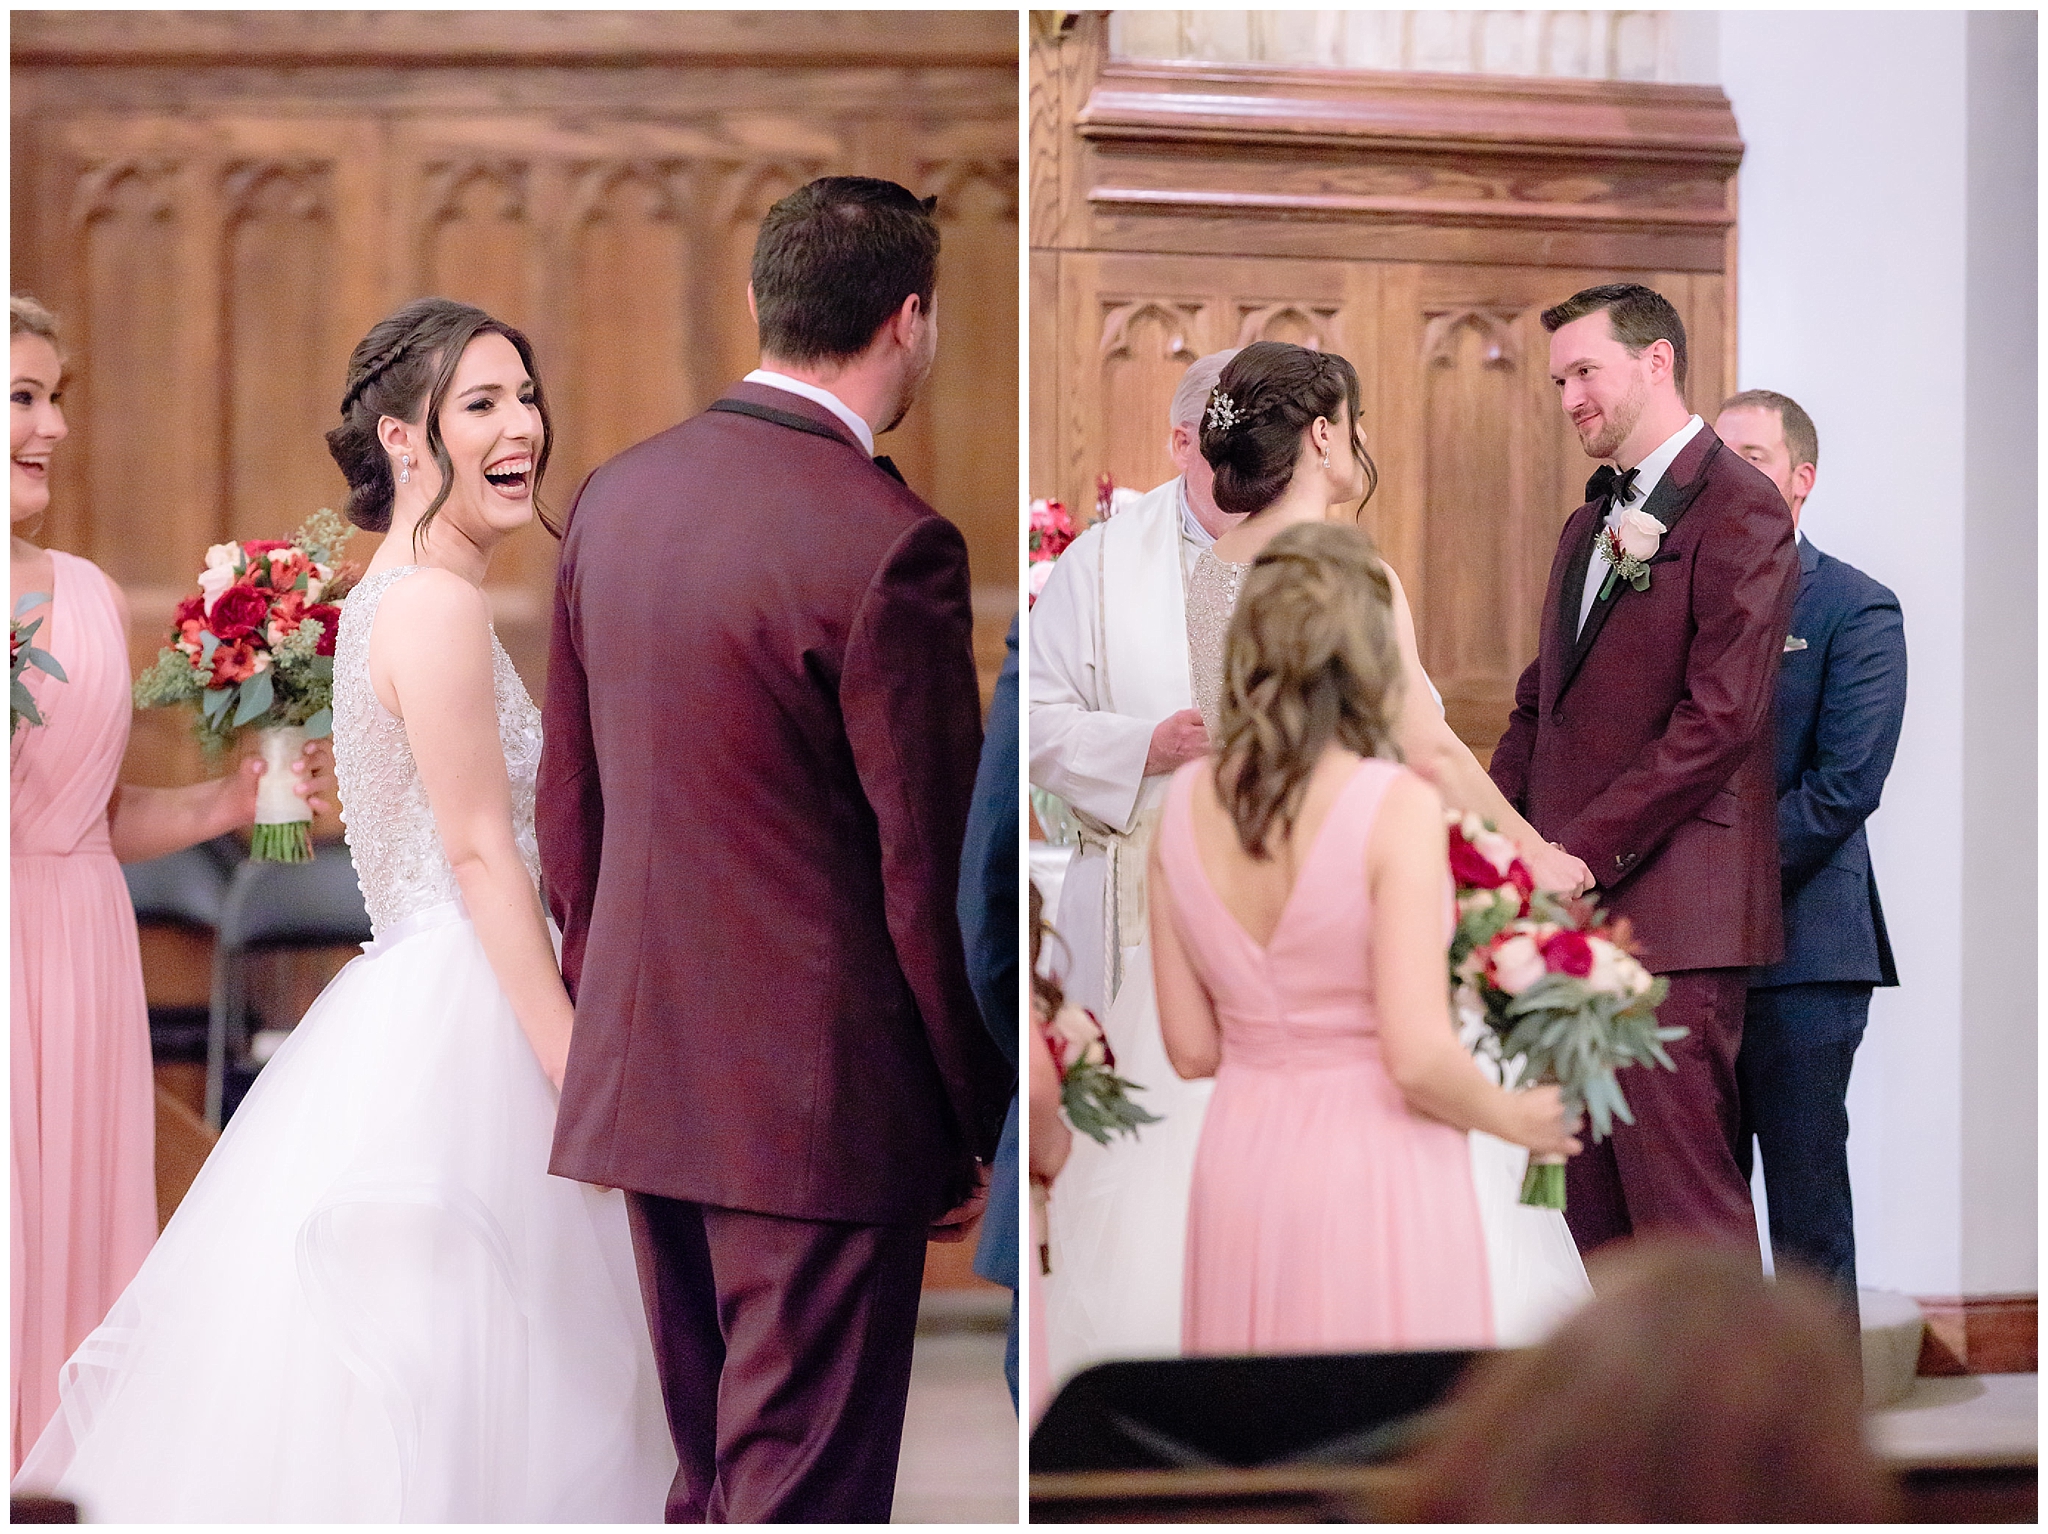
872, 454, 905, 485
1586, 464, 1638, 508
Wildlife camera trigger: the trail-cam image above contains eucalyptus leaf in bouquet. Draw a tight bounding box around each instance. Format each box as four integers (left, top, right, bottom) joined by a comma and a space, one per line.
10, 592, 67, 735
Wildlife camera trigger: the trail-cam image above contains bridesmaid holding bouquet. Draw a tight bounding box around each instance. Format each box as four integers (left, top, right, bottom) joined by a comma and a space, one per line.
8, 295, 332, 1467
1148, 523, 1581, 1355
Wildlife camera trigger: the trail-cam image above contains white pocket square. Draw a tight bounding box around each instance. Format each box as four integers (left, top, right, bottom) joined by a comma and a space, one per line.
1783, 636, 1808, 652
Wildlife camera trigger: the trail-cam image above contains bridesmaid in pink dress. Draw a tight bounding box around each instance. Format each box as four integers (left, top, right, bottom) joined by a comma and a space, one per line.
1148, 523, 1580, 1356
8, 297, 332, 1468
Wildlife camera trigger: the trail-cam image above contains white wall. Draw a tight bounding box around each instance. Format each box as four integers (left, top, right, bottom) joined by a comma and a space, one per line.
1715, 11, 2037, 1298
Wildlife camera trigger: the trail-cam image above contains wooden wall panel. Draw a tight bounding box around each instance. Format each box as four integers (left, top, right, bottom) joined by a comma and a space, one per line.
1031, 15, 1742, 753
223, 161, 344, 545
13, 11, 1021, 789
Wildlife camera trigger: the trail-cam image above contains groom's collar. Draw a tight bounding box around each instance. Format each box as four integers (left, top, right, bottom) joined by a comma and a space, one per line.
740, 370, 874, 455
1611, 414, 1704, 515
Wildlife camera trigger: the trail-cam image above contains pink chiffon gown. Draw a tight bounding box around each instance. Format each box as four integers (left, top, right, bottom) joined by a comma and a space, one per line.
1158, 756, 1494, 1355
10, 551, 157, 1470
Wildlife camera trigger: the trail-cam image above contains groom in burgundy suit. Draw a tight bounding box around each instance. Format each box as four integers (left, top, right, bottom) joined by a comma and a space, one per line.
538, 177, 1011, 1521
1490, 284, 1798, 1259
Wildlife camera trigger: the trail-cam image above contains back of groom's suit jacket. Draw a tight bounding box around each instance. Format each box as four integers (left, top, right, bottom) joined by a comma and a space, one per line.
1490, 426, 1799, 974
538, 381, 1011, 1227
1752, 535, 1905, 995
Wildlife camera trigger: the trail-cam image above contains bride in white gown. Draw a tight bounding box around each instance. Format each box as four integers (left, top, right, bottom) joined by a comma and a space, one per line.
13, 300, 674, 1520
1044, 341, 1591, 1389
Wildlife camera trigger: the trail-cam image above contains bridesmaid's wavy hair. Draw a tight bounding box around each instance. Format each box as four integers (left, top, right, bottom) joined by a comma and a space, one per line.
1198, 340, 1378, 519
324, 297, 556, 548
1215, 523, 1402, 858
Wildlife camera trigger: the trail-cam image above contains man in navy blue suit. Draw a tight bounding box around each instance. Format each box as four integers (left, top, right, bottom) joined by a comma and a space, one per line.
960, 617, 1020, 1405
1716, 390, 1906, 1303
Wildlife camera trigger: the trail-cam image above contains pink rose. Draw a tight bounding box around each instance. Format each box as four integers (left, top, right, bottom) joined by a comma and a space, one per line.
1488, 933, 1546, 996
1614, 508, 1667, 562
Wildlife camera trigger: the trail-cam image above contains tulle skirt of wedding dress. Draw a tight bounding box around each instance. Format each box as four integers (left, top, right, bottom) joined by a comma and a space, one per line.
1042, 942, 1592, 1394
1467, 1136, 1593, 1345
1042, 945, 1212, 1393
13, 900, 676, 1523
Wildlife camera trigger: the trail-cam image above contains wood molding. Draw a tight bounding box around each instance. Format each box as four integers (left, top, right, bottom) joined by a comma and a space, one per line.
1062, 50, 1741, 272
10, 10, 1018, 67
1915, 1293, 2038, 1376
1077, 58, 1743, 163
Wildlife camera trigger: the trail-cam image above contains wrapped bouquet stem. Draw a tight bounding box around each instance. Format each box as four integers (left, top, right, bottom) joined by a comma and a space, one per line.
249, 724, 315, 862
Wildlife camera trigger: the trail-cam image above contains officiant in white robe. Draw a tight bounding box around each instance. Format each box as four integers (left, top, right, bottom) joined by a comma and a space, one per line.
1028, 349, 1240, 1019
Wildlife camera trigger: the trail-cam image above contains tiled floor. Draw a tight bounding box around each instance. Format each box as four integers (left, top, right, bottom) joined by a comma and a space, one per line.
892, 1296, 1022, 1524
1867, 1372, 2037, 1466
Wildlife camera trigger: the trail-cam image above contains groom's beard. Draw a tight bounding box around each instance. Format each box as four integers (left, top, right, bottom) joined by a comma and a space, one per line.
1579, 373, 1647, 462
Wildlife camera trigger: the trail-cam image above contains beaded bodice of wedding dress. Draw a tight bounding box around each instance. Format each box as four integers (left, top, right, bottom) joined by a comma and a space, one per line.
331, 565, 543, 933
1186, 548, 1250, 738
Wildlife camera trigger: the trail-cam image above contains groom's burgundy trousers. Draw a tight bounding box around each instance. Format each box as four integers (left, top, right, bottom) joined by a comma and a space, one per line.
1560, 968, 1756, 1255
624, 1192, 928, 1523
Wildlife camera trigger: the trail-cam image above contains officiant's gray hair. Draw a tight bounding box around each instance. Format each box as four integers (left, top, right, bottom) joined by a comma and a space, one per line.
1170, 349, 1241, 430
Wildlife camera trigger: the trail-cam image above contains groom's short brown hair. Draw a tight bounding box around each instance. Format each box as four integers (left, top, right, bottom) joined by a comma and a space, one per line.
751, 176, 940, 364
1541, 283, 1689, 393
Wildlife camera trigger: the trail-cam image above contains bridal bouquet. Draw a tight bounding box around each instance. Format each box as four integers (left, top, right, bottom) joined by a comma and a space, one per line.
1445, 811, 1683, 1208
11, 593, 66, 735
133, 510, 358, 861
1043, 1001, 1159, 1146
1028, 496, 1076, 606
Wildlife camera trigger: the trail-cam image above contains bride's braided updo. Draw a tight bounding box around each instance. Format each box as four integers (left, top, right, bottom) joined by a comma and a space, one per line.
1199, 340, 1378, 518
325, 297, 556, 544
1214, 522, 1403, 858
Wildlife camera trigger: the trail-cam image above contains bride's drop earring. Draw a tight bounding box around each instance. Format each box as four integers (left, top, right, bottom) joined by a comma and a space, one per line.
400, 453, 411, 485
1321, 446, 1330, 470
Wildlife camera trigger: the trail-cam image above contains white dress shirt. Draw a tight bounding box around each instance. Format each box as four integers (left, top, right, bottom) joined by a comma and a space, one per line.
742, 369, 875, 456
1578, 413, 1705, 636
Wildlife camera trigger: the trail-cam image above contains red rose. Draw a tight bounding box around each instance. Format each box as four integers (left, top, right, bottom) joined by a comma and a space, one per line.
1448, 831, 1509, 890
207, 585, 271, 642
304, 603, 342, 656
241, 539, 293, 555
1540, 929, 1594, 978
1507, 858, 1536, 906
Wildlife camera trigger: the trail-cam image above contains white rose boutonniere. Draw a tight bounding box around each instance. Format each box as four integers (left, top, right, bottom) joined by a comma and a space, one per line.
1595, 508, 1667, 599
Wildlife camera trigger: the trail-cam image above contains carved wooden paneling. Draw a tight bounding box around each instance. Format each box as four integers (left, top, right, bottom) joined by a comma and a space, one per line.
1033, 14, 1742, 755
13, 11, 1021, 779
223, 159, 343, 545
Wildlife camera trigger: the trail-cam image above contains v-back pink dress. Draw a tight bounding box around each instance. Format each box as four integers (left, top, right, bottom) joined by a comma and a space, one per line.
10, 550, 156, 1469
1159, 755, 1493, 1355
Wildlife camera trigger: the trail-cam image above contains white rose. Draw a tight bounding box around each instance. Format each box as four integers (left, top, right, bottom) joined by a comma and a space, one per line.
1050, 1003, 1100, 1056
198, 562, 238, 615
1587, 936, 1625, 994
1489, 933, 1546, 996
1474, 829, 1518, 878
1624, 955, 1655, 996
1615, 508, 1667, 562
203, 541, 241, 571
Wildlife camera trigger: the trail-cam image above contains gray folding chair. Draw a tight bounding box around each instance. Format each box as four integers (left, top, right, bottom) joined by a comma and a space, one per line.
205, 839, 372, 1126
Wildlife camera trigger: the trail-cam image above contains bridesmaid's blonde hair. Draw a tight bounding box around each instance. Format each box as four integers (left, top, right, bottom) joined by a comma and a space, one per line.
1215, 522, 1402, 858
10, 294, 61, 349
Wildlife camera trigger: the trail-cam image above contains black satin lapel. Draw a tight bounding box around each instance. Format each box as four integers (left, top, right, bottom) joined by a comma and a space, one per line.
1556, 502, 1602, 656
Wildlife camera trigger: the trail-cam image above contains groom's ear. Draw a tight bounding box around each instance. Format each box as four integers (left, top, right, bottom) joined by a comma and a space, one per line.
745, 282, 758, 325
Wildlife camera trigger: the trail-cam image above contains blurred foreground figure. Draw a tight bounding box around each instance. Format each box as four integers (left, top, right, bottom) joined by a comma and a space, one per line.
1411, 1239, 1898, 1522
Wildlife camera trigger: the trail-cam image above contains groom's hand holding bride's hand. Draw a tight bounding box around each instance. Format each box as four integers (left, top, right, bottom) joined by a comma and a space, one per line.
1526, 840, 1595, 899
927, 1161, 991, 1244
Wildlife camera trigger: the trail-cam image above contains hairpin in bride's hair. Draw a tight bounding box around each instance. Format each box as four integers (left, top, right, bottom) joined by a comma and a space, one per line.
1206, 388, 1245, 434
